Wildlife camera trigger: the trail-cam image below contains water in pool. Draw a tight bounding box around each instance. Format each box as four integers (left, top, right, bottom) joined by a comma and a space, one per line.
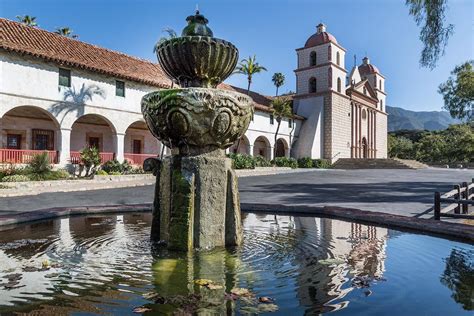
0, 212, 472, 315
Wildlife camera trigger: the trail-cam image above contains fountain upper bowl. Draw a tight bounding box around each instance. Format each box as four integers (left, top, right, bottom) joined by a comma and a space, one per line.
156, 36, 238, 88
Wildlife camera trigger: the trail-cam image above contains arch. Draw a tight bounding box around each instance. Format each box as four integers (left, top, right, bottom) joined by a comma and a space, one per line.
336, 51, 340, 66
124, 120, 160, 164
328, 68, 332, 88
337, 77, 342, 93
310, 51, 317, 66
275, 138, 289, 158
70, 113, 116, 153
253, 136, 271, 160
328, 45, 332, 61
229, 135, 250, 155
309, 77, 317, 93
362, 137, 368, 159
1, 106, 60, 151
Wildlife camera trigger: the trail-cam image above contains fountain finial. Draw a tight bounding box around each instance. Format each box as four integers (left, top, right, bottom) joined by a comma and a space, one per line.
182, 9, 213, 37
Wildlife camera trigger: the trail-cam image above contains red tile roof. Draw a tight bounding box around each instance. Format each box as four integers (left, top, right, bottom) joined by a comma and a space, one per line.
0, 18, 304, 120
0, 18, 171, 88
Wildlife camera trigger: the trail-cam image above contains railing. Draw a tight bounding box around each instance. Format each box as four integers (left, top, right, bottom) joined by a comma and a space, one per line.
124, 153, 158, 166
0, 149, 58, 164
69, 151, 115, 164
434, 178, 474, 220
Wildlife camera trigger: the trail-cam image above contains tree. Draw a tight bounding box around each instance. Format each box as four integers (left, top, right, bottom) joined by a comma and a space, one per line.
416, 132, 446, 163
234, 55, 267, 94
272, 72, 285, 96
16, 15, 37, 27
270, 96, 293, 158
438, 60, 474, 121
406, 0, 454, 69
388, 135, 416, 159
153, 28, 177, 53
442, 124, 474, 163
55, 27, 78, 39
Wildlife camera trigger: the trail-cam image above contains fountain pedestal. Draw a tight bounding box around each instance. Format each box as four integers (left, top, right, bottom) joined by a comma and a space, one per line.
142, 11, 253, 250
152, 155, 242, 250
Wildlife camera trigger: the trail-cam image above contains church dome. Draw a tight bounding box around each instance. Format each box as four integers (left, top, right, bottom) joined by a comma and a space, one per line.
358, 57, 379, 75
304, 23, 338, 48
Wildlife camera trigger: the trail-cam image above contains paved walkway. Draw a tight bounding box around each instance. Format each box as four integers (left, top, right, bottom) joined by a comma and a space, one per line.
0, 168, 472, 218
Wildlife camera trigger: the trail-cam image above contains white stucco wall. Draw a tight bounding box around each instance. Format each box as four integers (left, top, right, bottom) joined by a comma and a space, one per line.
292, 96, 324, 158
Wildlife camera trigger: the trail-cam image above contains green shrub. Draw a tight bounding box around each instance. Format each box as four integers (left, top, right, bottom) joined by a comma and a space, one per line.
109, 171, 121, 175
121, 160, 133, 174
129, 167, 146, 174
96, 169, 108, 176
80, 147, 101, 176
101, 159, 132, 174
28, 169, 70, 181
272, 157, 298, 168
2, 174, 31, 182
312, 159, 332, 169
297, 157, 313, 168
228, 153, 255, 169
254, 155, 272, 167
27, 152, 52, 175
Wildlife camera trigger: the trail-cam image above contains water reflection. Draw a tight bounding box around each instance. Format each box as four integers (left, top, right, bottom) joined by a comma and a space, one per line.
441, 248, 474, 310
0, 213, 471, 315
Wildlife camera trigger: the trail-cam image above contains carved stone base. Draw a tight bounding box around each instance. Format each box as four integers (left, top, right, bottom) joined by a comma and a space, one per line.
151, 155, 242, 251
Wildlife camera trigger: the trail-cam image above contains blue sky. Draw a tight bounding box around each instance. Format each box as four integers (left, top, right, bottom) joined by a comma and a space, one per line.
1, 0, 472, 112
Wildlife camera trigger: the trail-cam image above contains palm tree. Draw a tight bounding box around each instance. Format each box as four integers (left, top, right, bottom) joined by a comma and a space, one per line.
272, 72, 285, 96
153, 28, 178, 53
234, 55, 267, 94
271, 96, 293, 158
16, 15, 37, 27
55, 27, 78, 39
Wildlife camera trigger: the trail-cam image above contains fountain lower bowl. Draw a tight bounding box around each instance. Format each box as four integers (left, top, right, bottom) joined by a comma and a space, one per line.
141, 87, 253, 154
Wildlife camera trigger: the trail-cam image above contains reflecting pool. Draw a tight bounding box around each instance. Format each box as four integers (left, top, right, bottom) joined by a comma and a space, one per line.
0, 213, 472, 315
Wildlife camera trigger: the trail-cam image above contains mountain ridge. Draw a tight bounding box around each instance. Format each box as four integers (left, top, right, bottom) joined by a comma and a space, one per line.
386, 105, 460, 131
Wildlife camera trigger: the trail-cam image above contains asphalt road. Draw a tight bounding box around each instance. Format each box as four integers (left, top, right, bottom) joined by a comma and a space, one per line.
1, 168, 472, 217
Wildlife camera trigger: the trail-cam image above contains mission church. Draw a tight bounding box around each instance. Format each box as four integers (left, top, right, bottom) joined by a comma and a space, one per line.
0, 18, 387, 166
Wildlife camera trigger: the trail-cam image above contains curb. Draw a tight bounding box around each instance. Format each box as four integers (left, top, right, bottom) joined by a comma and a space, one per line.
0, 202, 471, 243
240, 203, 474, 243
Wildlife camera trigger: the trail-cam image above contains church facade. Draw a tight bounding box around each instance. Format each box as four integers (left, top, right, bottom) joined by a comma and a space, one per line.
292, 23, 387, 161
0, 18, 386, 166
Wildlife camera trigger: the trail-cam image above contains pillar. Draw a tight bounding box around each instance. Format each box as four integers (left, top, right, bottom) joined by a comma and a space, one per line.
58, 128, 71, 165
249, 144, 254, 156
115, 133, 125, 162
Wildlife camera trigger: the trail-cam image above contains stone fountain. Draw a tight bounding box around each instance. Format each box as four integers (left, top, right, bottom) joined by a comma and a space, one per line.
141, 10, 253, 251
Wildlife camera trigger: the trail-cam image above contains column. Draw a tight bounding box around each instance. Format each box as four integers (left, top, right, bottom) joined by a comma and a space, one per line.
58, 128, 71, 166
115, 133, 125, 162
248, 144, 254, 156
269, 146, 274, 160
358, 105, 362, 158
351, 103, 354, 157
374, 113, 377, 158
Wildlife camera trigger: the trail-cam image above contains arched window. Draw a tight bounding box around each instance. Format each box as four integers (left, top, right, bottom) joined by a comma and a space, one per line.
309, 77, 317, 93
310, 51, 317, 66
328, 45, 332, 61
337, 77, 342, 93
380, 99, 383, 111
336, 51, 340, 66
374, 78, 377, 88
379, 79, 382, 91
328, 68, 332, 88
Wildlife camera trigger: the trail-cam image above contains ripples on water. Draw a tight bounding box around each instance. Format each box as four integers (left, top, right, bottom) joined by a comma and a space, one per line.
0, 213, 472, 315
